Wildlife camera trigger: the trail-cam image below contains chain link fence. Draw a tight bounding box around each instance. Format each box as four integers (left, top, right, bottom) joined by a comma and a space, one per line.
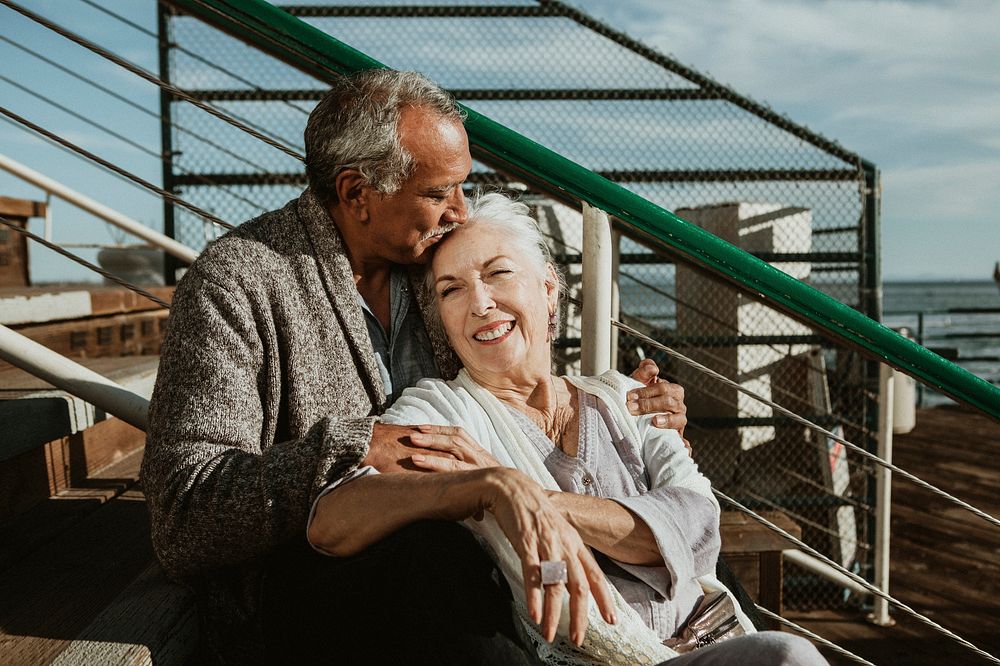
161, 0, 879, 612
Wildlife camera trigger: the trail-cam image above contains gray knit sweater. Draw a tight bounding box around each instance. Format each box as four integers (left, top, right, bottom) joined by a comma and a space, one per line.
141, 189, 458, 658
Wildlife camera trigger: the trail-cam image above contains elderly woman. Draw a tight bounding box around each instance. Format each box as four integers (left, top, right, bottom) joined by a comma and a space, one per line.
308, 193, 826, 665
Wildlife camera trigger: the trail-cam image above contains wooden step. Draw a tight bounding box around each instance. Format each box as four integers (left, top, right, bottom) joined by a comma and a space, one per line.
0, 448, 196, 666
0, 356, 158, 521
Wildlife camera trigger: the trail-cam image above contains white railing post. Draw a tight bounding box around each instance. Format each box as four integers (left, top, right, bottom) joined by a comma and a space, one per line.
610, 229, 621, 370
44, 192, 53, 242
581, 202, 612, 375
0, 153, 198, 264
870, 363, 895, 625
0, 324, 149, 431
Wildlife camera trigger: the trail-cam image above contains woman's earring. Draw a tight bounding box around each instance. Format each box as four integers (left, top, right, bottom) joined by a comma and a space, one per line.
547, 311, 558, 342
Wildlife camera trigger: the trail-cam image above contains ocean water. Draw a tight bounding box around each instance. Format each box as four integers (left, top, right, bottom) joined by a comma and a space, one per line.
616, 274, 1000, 406
883, 280, 1000, 405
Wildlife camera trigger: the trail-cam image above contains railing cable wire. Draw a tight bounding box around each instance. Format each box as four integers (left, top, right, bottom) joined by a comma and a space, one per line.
613, 319, 1000, 531
0, 216, 171, 309
753, 605, 875, 666
0, 74, 269, 212
0, 34, 278, 175
0, 107, 233, 231
76, 0, 311, 118
0, 0, 305, 159
716, 490, 1000, 664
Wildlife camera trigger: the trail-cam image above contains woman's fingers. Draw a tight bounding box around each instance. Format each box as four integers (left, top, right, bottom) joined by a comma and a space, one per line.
542, 574, 565, 642
520, 549, 544, 626
409, 454, 474, 473
563, 551, 591, 646
579, 547, 617, 626
410, 425, 499, 468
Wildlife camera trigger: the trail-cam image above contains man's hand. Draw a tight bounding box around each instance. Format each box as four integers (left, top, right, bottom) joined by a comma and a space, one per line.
628, 358, 692, 454
362, 423, 460, 473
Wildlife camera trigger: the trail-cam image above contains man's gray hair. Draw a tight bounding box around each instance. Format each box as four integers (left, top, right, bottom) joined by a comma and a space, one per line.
305, 69, 465, 205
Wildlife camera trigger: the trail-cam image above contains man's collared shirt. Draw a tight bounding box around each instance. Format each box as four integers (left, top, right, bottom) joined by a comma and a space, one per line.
356, 266, 440, 407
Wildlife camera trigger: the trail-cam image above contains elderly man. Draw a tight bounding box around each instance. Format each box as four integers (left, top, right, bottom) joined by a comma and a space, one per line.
142, 69, 688, 664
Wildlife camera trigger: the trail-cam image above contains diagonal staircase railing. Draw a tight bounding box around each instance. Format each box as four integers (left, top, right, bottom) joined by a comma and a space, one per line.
162, 0, 1000, 420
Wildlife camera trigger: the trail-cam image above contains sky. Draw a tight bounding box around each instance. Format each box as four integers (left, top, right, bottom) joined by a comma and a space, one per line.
570, 0, 1000, 281
0, 0, 997, 282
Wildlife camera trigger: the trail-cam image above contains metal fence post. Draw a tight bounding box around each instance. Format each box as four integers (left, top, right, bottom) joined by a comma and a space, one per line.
610, 228, 621, 371
870, 363, 895, 626
581, 202, 612, 375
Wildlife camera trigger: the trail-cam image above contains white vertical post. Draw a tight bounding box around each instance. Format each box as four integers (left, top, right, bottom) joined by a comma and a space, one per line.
44, 192, 53, 242
610, 229, 621, 370
870, 363, 895, 626
581, 202, 612, 375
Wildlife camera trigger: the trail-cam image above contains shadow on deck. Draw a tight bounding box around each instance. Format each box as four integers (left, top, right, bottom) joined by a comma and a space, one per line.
790, 405, 1000, 665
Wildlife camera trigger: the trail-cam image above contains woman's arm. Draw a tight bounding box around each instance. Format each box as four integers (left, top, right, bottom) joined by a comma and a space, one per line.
307, 469, 487, 557
307, 466, 617, 646
546, 491, 663, 566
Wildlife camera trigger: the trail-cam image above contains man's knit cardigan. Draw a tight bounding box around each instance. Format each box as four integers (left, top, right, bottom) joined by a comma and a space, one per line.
141, 189, 459, 659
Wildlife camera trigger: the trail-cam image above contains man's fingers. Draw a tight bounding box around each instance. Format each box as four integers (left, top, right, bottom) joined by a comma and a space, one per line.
653, 412, 687, 433
629, 358, 660, 385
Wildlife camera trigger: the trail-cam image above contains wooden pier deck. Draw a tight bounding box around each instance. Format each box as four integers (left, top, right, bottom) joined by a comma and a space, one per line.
789, 405, 1000, 665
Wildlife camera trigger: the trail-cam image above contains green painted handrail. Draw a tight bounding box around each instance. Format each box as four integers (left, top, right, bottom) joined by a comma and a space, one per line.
168, 0, 1000, 420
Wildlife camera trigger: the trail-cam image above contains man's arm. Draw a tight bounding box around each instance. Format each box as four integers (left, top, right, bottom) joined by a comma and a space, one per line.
628, 358, 690, 452
141, 272, 371, 579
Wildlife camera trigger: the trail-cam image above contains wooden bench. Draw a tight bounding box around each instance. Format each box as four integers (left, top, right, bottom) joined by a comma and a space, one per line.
721, 510, 801, 626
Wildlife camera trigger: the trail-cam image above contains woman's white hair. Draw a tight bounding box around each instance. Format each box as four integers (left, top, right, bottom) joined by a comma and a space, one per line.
428, 191, 566, 335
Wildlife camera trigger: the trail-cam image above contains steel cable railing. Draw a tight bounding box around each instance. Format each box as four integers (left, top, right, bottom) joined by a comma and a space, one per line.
0, 107, 233, 232
0, 0, 305, 160
0, 34, 280, 174
76, 0, 313, 119
754, 606, 875, 666
0, 216, 171, 309
0, 73, 270, 212
715, 490, 1000, 665
614, 319, 1000, 532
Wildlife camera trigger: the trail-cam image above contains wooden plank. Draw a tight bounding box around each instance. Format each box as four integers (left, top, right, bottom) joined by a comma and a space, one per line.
0, 197, 46, 219
51, 564, 196, 666
787, 406, 1000, 665
0, 285, 173, 326
2, 311, 168, 373
720, 510, 801, 554
0, 356, 157, 465
0, 489, 154, 665
0, 214, 29, 288
0, 448, 142, 575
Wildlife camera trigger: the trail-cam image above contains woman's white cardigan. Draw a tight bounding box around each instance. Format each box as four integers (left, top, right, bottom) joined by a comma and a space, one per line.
381, 369, 755, 665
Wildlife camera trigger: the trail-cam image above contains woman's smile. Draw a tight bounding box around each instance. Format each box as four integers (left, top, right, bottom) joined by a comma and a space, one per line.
472, 320, 517, 344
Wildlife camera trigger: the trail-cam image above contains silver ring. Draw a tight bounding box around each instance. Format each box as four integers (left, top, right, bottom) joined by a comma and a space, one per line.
540, 560, 568, 586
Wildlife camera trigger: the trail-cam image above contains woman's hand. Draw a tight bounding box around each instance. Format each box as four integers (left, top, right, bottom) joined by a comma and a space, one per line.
408, 424, 502, 471
481, 468, 618, 646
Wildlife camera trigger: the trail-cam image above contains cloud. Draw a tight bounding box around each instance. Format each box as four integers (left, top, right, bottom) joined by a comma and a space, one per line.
569, 0, 1000, 278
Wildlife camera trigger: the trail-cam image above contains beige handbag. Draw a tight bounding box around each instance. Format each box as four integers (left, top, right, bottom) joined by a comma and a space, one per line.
663, 590, 746, 654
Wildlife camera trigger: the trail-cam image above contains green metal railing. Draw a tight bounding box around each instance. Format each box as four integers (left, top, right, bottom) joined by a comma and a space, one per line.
166, 0, 1000, 419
